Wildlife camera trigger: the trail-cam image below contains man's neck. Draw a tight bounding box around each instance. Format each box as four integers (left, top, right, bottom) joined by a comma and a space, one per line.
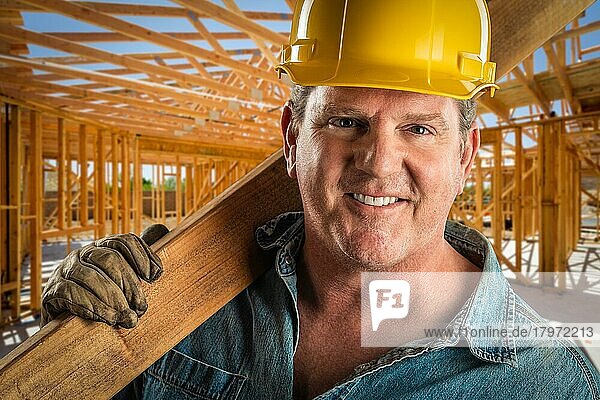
297, 229, 477, 314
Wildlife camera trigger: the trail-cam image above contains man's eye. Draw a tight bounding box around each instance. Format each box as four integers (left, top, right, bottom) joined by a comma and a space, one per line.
329, 117, 359, 128
407, 125, 432, 135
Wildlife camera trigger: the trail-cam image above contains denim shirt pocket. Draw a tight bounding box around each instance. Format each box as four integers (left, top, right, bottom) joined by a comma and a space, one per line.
143, 349, 247, 400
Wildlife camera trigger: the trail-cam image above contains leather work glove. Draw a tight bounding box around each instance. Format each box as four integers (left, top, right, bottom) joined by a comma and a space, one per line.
40, 224, 169, 328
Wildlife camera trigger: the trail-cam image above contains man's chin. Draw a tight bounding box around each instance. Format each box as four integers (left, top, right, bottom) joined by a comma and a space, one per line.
340, 246, 403, 272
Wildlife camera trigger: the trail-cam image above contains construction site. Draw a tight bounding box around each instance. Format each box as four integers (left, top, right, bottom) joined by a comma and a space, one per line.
0, 0, 598, 398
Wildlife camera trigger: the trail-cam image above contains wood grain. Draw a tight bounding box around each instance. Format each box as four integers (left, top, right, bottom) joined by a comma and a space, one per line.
0, 149, 302, 399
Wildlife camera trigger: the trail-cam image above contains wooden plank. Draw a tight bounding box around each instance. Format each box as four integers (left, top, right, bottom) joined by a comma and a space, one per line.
0, 102, 6, 321
513, 127, 523, 272
111, 131, 119, 235
66, 132, 73, 253
0, 150, 301, 399
30, 31, 288, 43
56, 118, 66, 231
79, 124, 88, 227
8, 105, 22, 320
492, 130, 503, 247
175, 155, 181, 224
138, 136, 271, 162
185, 164, 193, 217
488, 0, 595, 78
539, 121, 560, 286
133, 135, 142, 235
95, 129, 106, 238
121, 134, 130, 233
29, 110, 43, 311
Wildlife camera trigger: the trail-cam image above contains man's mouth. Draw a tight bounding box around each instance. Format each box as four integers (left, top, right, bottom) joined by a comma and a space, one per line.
351, 193, 403, 207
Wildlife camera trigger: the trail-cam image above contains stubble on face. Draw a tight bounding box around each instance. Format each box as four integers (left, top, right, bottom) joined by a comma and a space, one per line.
293, 87, 468, 272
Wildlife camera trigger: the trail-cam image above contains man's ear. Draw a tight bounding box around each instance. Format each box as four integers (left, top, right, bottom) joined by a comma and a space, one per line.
457, 121, 480, 195
281, 101, 298, 179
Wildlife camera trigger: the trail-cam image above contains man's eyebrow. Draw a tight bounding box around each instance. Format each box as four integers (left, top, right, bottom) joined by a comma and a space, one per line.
402, 113, 450, 131
318, 103, 367, 118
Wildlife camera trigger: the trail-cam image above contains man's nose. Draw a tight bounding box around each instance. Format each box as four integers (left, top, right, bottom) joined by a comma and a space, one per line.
353, 129, 404, 178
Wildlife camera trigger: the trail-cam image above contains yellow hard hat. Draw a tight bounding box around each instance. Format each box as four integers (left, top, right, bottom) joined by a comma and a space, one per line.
276, 0, 498, 100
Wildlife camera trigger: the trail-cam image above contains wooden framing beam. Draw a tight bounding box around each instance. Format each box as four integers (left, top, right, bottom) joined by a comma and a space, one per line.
172, 0, 288, 46
133, 135, 142, 235
513, 127, 523, 272
0, 54, 280, 110
28, 31, 287, 43
544, 43, 583, 114
7, 105, 22, 319
0, 73, 275, 127
0, 24, 253, 99
221, 0, 280, 67
511, 65, 552, 116
56, 118, 66, 231
29, 109, 43, 311
0, 1, 292, 20
539, 121, 560, 286
121, 134, 130, 233
95, 129, 106, 238
18, 0, 282, 85
138, 136, 272, 162
478, 96, 511, 121
492, 130, 503, 248
79, 124, 88, 227
111, 131, 119, 235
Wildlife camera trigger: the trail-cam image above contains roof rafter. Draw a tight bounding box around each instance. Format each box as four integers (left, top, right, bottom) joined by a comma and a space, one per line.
221, 0, 280, 67
543, 43, 583, 114
1, 0, 292, 20
511, 65, 552, 116
171, 0, 288, 46
0, 54, 278, 114
0, 24, 259, 100
18, 0, 283, 86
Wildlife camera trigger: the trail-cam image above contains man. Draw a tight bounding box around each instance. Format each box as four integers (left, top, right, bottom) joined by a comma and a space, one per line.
41, 0, 600, 398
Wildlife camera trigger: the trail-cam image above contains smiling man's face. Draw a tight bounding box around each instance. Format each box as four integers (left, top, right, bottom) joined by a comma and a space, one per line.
282, 86, 479, 269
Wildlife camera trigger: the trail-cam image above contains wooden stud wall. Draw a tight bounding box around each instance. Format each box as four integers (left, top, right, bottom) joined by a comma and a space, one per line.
452, 113, 599, 288
0, 100, 259, 324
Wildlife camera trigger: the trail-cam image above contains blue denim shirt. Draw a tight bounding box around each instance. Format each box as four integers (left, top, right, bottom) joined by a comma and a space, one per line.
115, 212, 600, 399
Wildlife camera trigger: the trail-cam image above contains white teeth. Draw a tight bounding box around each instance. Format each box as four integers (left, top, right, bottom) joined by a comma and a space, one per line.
352, 193, 399, 207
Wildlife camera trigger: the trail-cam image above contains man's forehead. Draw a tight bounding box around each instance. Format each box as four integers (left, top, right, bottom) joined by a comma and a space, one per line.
307, 86, 457, 121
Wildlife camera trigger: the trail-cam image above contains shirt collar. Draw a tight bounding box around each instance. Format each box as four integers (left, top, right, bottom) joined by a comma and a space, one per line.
255, 213, 517, 367
442, 221, 517, 366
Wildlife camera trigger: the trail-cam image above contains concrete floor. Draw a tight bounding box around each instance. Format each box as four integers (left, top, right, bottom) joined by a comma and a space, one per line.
1, 236, 599, 373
